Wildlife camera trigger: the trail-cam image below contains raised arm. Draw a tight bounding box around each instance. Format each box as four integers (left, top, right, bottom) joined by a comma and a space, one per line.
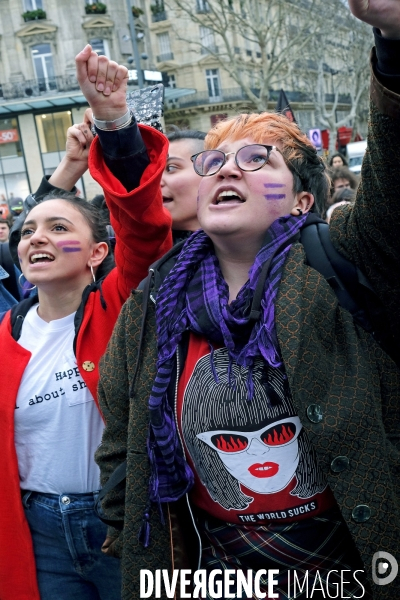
75, 45, 149, 193
48, 108, 94, 191
29, 108, 94, 202
329, 0, 400, 336
75, 45, 172, 296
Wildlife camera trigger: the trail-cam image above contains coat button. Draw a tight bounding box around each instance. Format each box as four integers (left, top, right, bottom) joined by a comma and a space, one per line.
82, 361, 95, 372
331, 456, 350, 473
61, 495, 71, 505
306, 404, 323, 423
352, 504, 371, 522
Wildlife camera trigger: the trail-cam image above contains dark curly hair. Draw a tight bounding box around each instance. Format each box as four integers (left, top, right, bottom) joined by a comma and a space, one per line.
330, 166, 359, 191
328, 152, 348, 167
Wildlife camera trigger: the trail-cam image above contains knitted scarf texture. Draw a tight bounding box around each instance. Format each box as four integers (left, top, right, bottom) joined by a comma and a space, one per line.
147, 213, 307, 507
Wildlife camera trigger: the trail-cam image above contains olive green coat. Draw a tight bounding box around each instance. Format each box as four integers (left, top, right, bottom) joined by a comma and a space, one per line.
96, 54, 400, 600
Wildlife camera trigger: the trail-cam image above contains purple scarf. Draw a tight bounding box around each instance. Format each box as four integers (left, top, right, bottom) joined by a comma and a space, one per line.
146, 214, 307, 509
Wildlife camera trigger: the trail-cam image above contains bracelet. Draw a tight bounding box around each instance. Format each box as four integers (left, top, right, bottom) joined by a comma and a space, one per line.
92, 109, 132, 131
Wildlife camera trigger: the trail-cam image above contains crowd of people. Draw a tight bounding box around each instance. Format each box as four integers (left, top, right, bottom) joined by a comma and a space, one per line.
1, 1, 400, 599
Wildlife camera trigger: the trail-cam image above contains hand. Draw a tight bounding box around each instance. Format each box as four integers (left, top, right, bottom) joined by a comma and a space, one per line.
65, 114, 94, 164
101, 536, 119, 557
348, 0, 400, 38
75, 45, 129, 121
48, 109, 95, 190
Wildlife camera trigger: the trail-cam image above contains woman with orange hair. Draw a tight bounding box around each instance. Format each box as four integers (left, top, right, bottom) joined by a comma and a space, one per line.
96, 2, 400, 597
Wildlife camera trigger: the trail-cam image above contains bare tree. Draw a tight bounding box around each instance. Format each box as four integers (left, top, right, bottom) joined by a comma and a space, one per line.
165, 0, 321, 112
295, 1, 372, 154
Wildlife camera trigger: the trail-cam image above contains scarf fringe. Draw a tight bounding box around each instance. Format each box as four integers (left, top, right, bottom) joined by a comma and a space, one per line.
208, 341, 219, 383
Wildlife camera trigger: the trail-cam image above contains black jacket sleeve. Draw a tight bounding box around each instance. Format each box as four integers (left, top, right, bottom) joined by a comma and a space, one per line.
31, 175, 77, 201
373, 28, 400, 94
95, 116, 151, 192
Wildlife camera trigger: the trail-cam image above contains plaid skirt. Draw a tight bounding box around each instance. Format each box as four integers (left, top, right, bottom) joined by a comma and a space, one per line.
197, 506, 372, 599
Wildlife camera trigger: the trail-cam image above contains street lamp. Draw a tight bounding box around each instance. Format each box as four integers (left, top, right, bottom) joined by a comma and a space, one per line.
126, 0, 144, 88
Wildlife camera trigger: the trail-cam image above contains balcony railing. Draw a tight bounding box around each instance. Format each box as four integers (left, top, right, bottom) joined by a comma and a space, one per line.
173, 86, 352, 110
178, 87, 254, 108
151, 10, 167, 22
0, 75, 81, 101
156, 52, 174, 62
201, 45, 219, 54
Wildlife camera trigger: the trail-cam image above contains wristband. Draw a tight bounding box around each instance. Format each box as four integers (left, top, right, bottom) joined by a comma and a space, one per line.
92, 109, 132, 131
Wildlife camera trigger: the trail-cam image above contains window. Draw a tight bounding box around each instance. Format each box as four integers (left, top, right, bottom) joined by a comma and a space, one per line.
196, 0, 210, 12
205, 68, 221, 101
166, 73, 176, 88
90, 39, 110, 57
24, 0, 43, 9
248, 69, 256, 88
31, 44, 56, 92
199, 26, 216, 53
35, 111, 72, 170
200, 26, 214, 47
156, 32, 173, 61
34, 111, 85, 194
0, 118, 29, 203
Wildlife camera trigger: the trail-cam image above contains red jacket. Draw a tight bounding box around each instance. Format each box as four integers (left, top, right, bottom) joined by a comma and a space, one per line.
0, 125, 172, 599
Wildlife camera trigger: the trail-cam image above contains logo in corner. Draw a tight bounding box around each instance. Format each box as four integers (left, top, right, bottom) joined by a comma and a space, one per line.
372, 552, 398, 586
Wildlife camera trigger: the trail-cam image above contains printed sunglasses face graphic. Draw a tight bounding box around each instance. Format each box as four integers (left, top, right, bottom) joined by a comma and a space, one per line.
197, 416, 302, 494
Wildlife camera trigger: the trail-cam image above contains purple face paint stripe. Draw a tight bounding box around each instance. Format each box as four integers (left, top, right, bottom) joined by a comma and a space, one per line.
57, 240, 81, 247
264, 183, 285, 188
62, 247, 82, 252
265, 194, 286, 200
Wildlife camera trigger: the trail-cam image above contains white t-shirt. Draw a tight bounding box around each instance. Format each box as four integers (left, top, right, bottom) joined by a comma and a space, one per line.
14, 304, 104, 494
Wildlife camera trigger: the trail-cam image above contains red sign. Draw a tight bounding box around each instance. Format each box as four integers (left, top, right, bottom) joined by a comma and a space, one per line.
0, 203, 10, 218
337, 127, 352, 145
321, 129, 329, 150
0, 129, 19, 144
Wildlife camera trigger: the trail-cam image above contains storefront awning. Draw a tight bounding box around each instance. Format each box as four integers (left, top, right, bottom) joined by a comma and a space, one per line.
0, 87, 196, 115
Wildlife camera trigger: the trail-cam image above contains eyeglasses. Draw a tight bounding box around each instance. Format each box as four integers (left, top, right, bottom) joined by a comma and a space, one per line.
191, 144, 276, 177
197, 416, 302, 454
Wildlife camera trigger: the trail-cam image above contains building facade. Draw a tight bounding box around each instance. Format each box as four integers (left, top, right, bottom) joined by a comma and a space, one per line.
0, 0, 364, 204
0, 0, 150, 201
140, 0, 362, 139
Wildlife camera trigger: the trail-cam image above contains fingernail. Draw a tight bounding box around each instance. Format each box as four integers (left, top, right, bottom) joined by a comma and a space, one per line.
104, 86, 111, 95
97, 83, 104, 91
112, 84, 117, 92
89, 76, 96, 82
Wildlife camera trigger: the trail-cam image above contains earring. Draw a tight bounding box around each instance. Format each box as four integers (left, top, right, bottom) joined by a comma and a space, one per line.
18, 273, 36, 291
296, 208, 303, 216
90, 264, 96, 283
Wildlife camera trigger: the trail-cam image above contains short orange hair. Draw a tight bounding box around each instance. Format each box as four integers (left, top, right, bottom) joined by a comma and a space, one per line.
205, 112, 330, 214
